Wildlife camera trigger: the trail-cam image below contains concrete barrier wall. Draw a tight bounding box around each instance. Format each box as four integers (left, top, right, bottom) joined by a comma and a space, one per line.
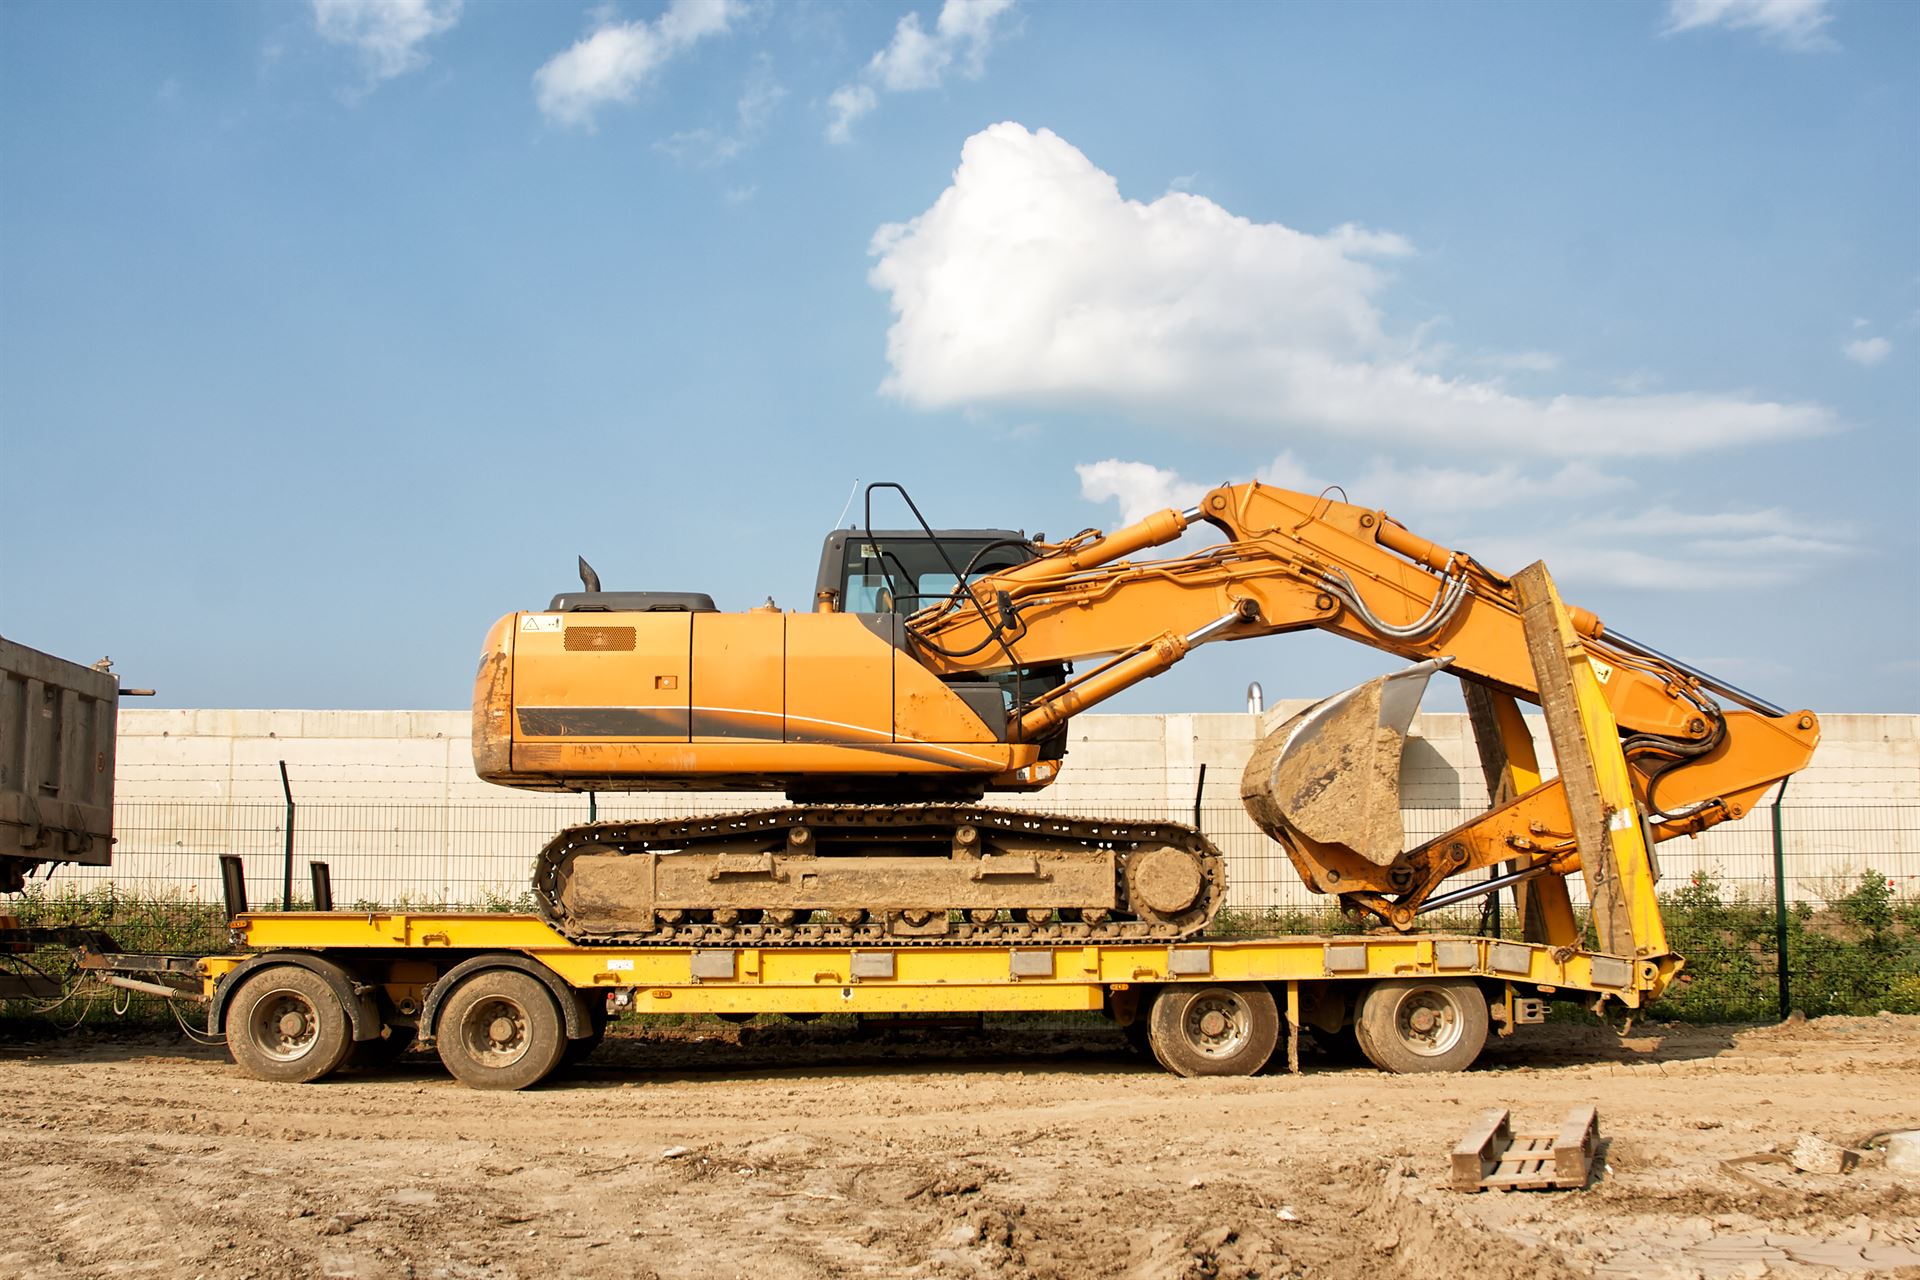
57, 708, 1920, 911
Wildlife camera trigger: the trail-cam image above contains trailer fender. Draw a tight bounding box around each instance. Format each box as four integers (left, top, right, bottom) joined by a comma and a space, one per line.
209, 952, 384, 1043
419, 954, 593, 1049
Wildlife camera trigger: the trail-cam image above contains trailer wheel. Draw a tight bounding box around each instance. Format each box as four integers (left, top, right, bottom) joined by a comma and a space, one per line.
226, 966, 354, 1084
437, 969, 567, 1090
1147, 983, 1281, 1077
1353, 979, 1489, 1074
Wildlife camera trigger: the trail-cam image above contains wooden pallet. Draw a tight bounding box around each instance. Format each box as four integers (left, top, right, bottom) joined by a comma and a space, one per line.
1451, 1106, 1601, 1192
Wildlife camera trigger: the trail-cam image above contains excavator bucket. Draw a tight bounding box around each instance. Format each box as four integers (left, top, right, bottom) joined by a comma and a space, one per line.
1240, 659, 1450, 869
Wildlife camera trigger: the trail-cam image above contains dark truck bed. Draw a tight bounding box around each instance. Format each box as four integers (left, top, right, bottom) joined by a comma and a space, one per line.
0, 635, 117, 890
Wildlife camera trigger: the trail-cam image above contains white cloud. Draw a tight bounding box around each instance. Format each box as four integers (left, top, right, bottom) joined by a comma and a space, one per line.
656, 56, 785, 165
1337, 458, 1632, 516
872, 0, 1010, 88
825, 0, 1016, 143
312, 0, 461, 85
869, 124, 1837, 459
1076, 457, 1854, 593
1842, 335, 1891, 367
1472, 504, 1856, 591
1660, 0, 1837, 52
1075, 460, 1210, 526
1566, 504, 1857, 553
1080, 454, 1630, 528
826, 85, 877, 145
535, 0, 740, 129
1471, 349, 1562, 374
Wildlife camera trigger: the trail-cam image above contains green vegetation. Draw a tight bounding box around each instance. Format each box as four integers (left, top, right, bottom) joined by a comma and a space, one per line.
1209, 906, 1363, 938
8, 883, 228, 954
1656, 868, 1920, 1021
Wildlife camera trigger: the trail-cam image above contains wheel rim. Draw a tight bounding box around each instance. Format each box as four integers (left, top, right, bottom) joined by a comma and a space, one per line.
248, 987, 322, 1064
463, 995, 534, 1068
1389, 984, 1465, 1057
1181, 989, 1254, 1060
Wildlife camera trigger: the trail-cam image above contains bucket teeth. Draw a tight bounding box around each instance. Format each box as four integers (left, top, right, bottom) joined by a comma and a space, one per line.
1240, 659, 1450, 869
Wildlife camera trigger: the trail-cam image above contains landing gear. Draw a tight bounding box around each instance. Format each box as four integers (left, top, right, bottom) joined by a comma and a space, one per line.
1353, 979, 1489, 1074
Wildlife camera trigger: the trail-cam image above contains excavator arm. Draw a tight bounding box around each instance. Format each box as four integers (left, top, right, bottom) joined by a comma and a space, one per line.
908, 481, 1818, 953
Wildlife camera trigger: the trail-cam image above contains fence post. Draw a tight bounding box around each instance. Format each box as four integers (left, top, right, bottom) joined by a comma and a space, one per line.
279, 760, 296, 912
1772, 781, 1790, 1020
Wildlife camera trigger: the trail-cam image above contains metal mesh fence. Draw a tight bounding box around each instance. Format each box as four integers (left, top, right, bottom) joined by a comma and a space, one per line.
10, 796, 1919, 1022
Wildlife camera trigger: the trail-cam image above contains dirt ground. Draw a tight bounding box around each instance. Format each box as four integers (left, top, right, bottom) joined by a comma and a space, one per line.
1, 1014, 1917, 1280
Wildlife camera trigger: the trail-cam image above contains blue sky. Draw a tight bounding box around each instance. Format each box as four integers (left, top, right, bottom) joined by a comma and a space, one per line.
2, 0, 1915, 718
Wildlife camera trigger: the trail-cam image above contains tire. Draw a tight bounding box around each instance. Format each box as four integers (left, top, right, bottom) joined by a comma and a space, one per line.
226, 966, 355, 1084
436, 969, 567, 1090
1147, 983, 1282, 1078
1353, 979, 1489, 1074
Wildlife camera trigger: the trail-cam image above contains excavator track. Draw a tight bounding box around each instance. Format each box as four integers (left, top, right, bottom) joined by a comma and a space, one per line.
531, 804, 1227, 946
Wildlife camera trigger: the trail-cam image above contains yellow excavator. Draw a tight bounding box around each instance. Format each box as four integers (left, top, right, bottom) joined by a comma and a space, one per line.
472, 480, 1818, 969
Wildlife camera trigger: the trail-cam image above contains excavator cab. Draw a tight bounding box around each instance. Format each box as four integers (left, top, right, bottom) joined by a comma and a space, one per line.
813, 528, 1036, 615
812, 528, 1070, 758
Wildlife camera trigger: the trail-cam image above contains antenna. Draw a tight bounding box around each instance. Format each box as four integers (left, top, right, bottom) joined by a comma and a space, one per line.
833, 477, 862, 529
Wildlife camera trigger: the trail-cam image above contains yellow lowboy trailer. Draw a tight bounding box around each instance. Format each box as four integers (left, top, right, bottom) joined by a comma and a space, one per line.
91, 554, 1692, 1090
176, 910, 1680, 1089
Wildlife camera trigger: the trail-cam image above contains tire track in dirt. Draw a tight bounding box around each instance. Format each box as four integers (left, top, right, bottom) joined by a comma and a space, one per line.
2, 1016, 1917, 1278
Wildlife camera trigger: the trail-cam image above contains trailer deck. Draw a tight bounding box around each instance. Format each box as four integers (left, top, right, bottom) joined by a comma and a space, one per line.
209, 909, 1668, 1015
80, 908, 1679, 1090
